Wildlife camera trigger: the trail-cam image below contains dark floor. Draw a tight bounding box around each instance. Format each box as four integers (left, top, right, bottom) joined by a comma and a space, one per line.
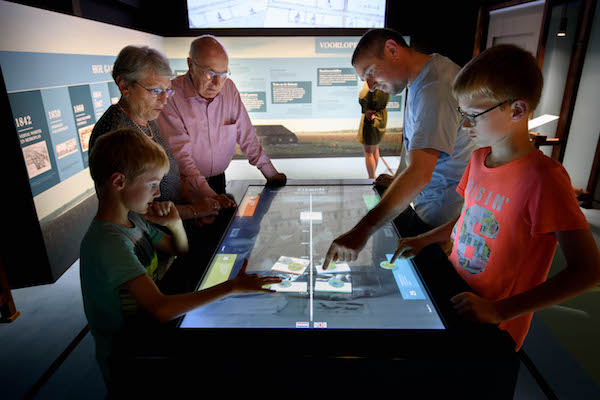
3, 257, 599, 399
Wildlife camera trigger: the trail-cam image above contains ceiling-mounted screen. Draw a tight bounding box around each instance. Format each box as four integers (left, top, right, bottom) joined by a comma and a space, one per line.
187, 0, 386, 29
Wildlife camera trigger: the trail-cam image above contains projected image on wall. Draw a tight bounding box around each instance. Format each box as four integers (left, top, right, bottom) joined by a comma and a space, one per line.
168, 36, 406, 159
187, 0, 386, 28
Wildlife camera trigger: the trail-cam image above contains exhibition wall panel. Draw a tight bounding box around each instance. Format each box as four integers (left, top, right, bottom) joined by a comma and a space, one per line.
0, 0, 163, 220
0, 0, 163, 286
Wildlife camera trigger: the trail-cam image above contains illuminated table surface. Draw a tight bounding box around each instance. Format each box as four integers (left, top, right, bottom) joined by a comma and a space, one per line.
180, 182, 445, 331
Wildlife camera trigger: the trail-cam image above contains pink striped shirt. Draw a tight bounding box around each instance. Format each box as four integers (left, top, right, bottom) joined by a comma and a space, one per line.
157, 73, 274, 199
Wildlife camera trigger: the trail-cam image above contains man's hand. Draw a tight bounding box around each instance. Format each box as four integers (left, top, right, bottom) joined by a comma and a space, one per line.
144, 201, 181, 229
191, 197, 221, 217
266, 172, 287, 187
451, 292, 503, 324
374, 173, 394, 188
231, 259, 282, 293
213, 193, 236, 209
390, 236, 429, 263
323, 228, 370, 270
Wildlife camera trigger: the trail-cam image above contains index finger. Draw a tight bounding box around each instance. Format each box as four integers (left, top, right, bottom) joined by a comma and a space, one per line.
239, 258, 249, 275
322, 245, 338, 270
390, 248, 402, 264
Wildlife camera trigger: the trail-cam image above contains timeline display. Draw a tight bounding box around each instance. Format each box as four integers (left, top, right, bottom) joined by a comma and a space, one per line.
1, 51, 116, 196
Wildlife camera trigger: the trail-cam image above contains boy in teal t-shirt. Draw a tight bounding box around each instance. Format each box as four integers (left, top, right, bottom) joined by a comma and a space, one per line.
80, 128, 281, 390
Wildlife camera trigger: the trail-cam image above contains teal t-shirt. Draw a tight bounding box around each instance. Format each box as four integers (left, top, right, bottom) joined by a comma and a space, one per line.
79, 212, 163, 382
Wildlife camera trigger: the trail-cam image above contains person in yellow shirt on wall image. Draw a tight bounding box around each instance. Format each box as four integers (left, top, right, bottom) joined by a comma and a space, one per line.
357, 81, 390, 179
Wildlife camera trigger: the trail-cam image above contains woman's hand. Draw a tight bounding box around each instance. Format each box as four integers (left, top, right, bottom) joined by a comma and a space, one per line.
191, 197, 221, 217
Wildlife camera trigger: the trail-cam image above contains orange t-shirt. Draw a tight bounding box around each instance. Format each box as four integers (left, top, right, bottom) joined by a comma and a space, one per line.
449, 148, 588, 350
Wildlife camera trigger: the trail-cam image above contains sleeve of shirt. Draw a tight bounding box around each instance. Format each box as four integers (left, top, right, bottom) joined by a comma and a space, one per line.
89, 106, 120, 151
407, 82, 461, 156
157, 97, 216, 200
456, 155, 473, 198
528, 161, 589, 235
230, 83, 272, 170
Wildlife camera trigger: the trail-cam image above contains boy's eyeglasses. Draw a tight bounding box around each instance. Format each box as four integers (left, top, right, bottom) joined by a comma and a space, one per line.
135, 82, 175, 98
191, 58, 231, 81
457, 99, 513, 127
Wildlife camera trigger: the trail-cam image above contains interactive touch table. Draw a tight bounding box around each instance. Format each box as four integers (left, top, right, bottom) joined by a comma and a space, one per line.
180, 182, 445, 331
117, 180, 520, 398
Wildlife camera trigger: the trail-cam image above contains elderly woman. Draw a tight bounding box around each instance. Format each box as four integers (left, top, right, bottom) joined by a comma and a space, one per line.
90, 45, 219, 223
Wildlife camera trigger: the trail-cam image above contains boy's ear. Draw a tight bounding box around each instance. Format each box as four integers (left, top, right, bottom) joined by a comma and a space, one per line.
110, 172, 127, 191
510, 100, 529, 122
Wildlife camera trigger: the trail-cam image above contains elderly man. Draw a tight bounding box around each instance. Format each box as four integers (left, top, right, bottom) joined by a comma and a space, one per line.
323, 28, 474, 268
158, 35, 286, 209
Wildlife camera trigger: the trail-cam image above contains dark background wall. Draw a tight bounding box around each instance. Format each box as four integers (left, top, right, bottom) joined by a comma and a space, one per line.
5, 0, 506, 67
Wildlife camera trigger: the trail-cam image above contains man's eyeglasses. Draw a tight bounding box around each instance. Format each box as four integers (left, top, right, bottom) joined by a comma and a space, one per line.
191, 59, 231, 81
457, 99, 513, 127
135, 82, 175, 98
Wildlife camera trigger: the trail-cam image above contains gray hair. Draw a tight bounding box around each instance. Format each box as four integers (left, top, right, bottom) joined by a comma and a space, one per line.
112, 45, 173, 84
189, 35, 228, 61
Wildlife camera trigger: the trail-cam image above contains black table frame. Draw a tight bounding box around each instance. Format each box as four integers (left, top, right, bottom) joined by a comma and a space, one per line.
114, 179, 520, 397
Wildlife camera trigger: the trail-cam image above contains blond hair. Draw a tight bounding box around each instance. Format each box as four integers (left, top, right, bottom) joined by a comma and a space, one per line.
453, 44, 543, 111
89, 128, 169, 187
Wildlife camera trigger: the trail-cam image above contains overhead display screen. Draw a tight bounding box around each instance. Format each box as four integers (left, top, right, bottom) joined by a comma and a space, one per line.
179, 184, 445, 330
187, 0, 386, 29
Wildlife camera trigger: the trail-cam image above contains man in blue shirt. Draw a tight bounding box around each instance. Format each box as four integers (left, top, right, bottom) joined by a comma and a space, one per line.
324, 28, 474, 267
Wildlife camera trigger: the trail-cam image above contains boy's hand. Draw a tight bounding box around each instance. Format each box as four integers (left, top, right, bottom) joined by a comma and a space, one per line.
231, 259, 282, 294
391, 236, 428, 263
451, 292, 503, 324
143, 201, 182, 228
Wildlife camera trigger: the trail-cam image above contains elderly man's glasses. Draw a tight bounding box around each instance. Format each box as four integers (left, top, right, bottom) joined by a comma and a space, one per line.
135, 82, 175, 98
457, 100, 513, 127
191, 59, 231, 81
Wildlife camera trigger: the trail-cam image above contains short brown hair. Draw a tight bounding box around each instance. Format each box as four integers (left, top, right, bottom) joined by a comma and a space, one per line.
352, 28, 408, 66
89, 128, 169, 187
453, 44, 543, 111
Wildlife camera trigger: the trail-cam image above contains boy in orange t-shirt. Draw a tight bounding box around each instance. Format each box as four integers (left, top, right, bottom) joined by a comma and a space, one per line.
391, 44, 600, 350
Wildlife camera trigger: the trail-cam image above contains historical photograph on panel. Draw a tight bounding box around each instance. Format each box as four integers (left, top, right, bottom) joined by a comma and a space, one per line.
78, 124, 94, 153
23, 141, 52, 179
55, 138, 79, 160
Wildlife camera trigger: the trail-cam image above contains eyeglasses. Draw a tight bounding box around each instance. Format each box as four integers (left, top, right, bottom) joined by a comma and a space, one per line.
135, 82, 175, 98
191, 59, 231, 81
457, 100, 513, 127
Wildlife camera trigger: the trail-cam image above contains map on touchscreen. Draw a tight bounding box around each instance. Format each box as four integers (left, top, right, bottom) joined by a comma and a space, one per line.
179, 185, 445, 330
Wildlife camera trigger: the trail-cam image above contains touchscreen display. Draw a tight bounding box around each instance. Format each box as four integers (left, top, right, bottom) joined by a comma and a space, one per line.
179, 185, 445, 330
